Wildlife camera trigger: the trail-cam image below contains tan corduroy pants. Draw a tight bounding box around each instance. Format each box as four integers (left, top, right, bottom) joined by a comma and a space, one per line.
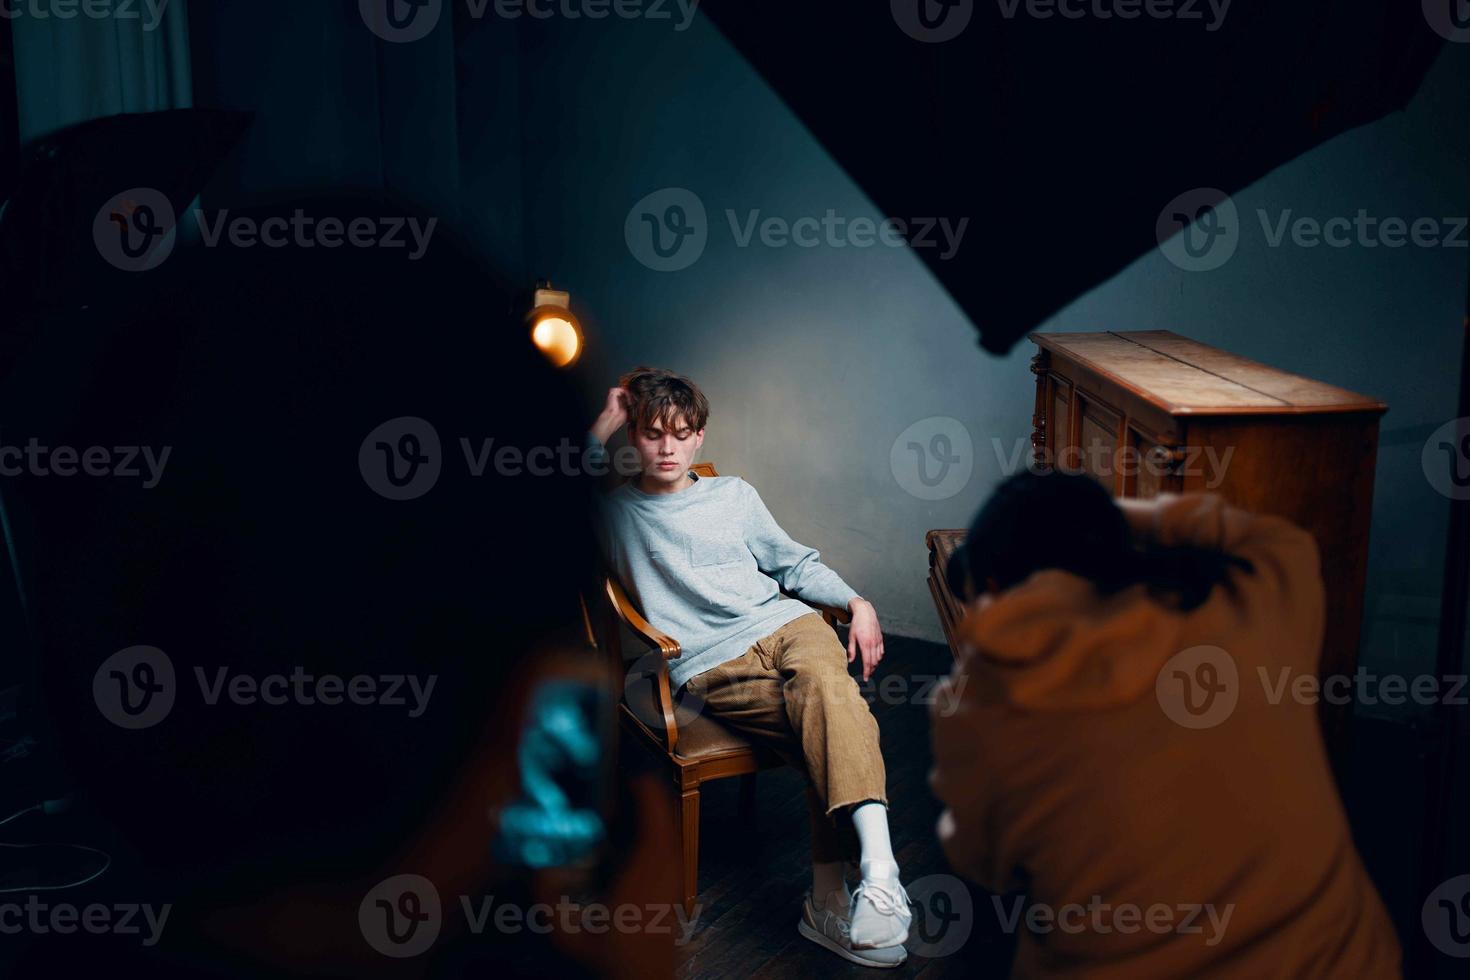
684, 612, 889, 861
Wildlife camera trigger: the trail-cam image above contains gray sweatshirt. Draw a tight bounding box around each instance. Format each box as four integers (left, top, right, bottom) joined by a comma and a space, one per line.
591, 454, 859, 690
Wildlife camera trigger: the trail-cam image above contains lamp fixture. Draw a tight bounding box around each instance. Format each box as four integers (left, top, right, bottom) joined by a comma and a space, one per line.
527, 281, 582, 368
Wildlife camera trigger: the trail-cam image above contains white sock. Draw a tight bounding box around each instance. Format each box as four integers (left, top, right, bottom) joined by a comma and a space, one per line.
851, 802, 899, 881
812, 860, 849, 910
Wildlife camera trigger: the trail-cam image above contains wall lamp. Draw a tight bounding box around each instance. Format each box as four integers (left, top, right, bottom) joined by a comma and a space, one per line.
527, 281, 583, 369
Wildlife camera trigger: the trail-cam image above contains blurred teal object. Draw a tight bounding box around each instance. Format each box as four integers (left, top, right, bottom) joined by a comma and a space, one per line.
492, 678, 607, 868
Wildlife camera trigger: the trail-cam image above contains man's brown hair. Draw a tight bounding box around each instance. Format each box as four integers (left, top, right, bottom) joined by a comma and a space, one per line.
618, 366, 710, 433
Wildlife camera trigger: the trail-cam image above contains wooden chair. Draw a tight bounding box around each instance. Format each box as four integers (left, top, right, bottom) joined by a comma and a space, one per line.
924, 528, 968, 659
587, 462, 852, 914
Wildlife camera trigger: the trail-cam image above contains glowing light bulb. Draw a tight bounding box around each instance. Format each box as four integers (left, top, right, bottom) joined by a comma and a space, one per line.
532, 314, 581, 367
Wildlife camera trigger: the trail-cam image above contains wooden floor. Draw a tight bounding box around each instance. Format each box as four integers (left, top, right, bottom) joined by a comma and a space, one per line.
672, 632, 1016, 978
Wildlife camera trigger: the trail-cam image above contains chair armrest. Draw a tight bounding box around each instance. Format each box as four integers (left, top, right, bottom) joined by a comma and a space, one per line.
603, 575, 682, 751
805, 599, 853, 625
605, 577, 682, 660
782, 589, 853, 625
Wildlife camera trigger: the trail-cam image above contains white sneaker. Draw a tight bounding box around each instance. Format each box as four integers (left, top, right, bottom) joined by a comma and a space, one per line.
848, 876, 913, 949
797, 888, 907, 968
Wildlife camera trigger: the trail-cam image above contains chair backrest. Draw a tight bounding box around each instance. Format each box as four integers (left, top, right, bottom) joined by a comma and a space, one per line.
613, 460, 719, 488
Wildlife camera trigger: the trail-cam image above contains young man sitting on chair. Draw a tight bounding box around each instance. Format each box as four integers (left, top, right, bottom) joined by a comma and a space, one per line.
586, 366, 912, 968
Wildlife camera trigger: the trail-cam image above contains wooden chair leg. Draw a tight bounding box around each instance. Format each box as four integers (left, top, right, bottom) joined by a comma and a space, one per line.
678, 784, 700, 915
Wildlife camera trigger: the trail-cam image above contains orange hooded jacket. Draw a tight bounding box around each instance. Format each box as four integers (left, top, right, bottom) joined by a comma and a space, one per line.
929, 492, 1399, 978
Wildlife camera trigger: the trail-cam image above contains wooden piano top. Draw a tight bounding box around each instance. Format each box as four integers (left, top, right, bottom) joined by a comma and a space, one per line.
1029, 331, 1387, 417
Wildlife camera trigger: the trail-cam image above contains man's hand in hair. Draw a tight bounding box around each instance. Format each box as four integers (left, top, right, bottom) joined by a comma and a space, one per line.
591, 387, 631, 445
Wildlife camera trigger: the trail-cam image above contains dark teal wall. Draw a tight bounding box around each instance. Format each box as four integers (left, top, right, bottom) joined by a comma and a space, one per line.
515, 13, 1020, 639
